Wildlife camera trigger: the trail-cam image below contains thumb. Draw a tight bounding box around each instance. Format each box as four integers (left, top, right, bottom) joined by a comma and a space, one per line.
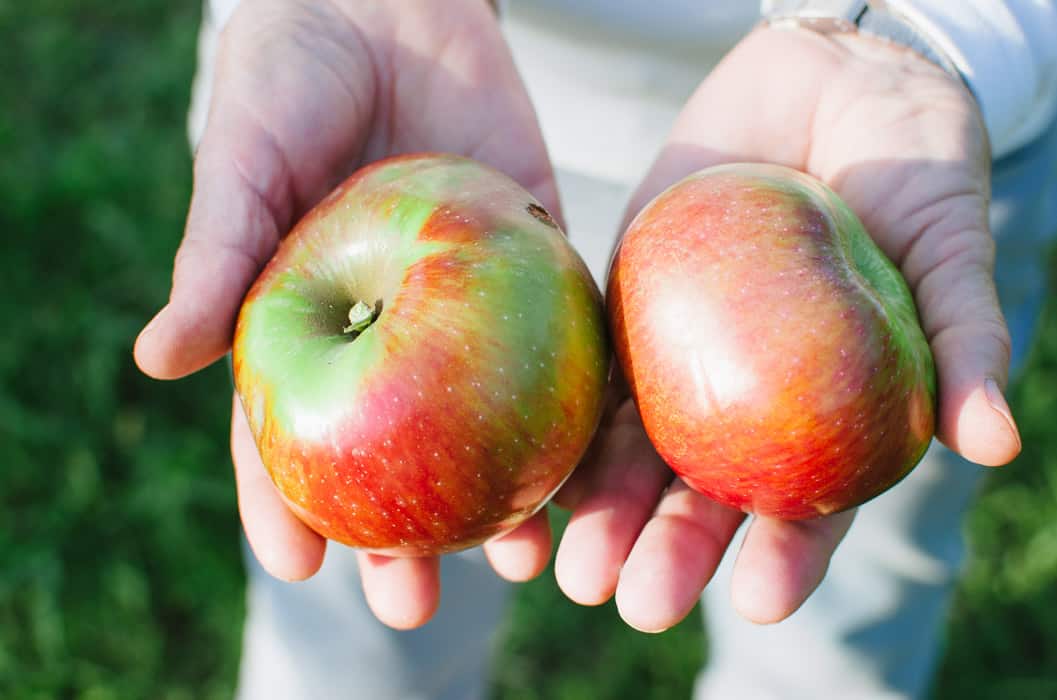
836, 164, 1020, 467
933, 321, 1020, 467
134, 0, 375, 379
910, 230, 1021, 466
133, 122, 288, 379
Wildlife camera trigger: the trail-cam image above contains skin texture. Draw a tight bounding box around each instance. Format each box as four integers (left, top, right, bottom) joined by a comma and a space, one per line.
233, 154, 608, 555
135, 0, 1021, 634
608, 163, 935, 519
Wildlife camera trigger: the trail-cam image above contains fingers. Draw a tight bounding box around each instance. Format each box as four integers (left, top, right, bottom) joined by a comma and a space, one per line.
360, 489, 555, 629
483, 508, 553, 582
554, 401, 673, 606
730, 509, 855, 624
135, 1, 376, 380
610, 476, 852, 632
133, 174, 282, 379
559, 446, 851, 632
901, 219, 1020, 466
614, 481, 744, 633
230, 394, 326, 581
356, 552, 441, 630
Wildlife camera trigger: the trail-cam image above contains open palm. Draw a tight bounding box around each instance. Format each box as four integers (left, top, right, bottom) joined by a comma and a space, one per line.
134, 0, 559, 629
554, 26, 1021, 632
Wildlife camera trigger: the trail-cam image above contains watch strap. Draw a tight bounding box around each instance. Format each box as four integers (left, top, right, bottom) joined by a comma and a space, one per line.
858, 2, 964, 83
762, 1, 966, 87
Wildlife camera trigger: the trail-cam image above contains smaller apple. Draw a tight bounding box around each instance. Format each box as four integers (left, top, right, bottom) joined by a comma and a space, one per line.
607, 163, 936, 519
233, 153, 609, 555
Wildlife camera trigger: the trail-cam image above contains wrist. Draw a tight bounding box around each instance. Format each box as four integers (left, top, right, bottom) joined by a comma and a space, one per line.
741, 21, 990, 163
760, 1, 986, 145
762, 1, 965, 86
762, 0, 1057, 158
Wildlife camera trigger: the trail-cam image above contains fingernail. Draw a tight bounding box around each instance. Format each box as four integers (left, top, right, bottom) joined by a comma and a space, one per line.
984, 377, 1021, 453
731, 571, 779, 625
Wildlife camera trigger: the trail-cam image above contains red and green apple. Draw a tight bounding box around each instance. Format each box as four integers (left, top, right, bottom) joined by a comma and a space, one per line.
233, 153, 609, 555
607, 163, 936, 519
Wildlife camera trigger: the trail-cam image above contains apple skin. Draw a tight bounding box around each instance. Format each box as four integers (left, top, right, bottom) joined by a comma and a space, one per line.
233, 154, 609, 555
607, 163, 936, 519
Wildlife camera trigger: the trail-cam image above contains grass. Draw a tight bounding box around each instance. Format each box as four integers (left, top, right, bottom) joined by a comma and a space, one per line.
3, 2, 1055, 698
1, 3, 242, 698
933, 310, 1057, 698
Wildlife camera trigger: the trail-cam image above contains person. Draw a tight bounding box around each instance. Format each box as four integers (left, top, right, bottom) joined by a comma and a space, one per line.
134, 1, 1057, 697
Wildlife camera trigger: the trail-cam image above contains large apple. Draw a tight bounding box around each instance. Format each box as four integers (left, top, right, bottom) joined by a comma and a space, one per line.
233, 153, 609, 555
607, 163, 935, 519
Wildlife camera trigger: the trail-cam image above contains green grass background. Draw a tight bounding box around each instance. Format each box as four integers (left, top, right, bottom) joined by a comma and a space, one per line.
3, 3, 1056, 698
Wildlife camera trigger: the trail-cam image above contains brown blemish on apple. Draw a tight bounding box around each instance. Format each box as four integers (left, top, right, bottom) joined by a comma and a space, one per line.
527, 203, 557, 229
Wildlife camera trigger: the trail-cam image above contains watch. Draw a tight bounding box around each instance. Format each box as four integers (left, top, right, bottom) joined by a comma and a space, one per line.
761, 0, 964, 85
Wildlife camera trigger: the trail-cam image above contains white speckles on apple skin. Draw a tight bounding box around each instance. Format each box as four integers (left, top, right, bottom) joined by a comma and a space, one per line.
609, 163, 934, 519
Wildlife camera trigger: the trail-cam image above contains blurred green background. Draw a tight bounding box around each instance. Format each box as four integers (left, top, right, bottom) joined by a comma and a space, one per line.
3, 2, 1056, 698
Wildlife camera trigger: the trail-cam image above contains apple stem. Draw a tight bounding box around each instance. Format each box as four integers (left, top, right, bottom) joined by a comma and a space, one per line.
343, 300, 376, 336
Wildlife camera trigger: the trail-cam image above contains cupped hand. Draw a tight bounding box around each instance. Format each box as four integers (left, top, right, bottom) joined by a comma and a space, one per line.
555, 25, 1021, 632
134, 0, 558, 629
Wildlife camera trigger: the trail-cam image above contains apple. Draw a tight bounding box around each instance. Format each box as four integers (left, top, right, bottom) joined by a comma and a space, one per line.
233, 153, 609, 555
607, 163, 935, 519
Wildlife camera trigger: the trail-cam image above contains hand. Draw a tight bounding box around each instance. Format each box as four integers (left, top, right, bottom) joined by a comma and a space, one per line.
554, 26, 1021, 632
134, 0, 558, 629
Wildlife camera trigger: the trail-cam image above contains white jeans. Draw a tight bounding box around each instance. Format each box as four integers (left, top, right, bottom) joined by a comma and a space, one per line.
191, 3, 1057, 698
